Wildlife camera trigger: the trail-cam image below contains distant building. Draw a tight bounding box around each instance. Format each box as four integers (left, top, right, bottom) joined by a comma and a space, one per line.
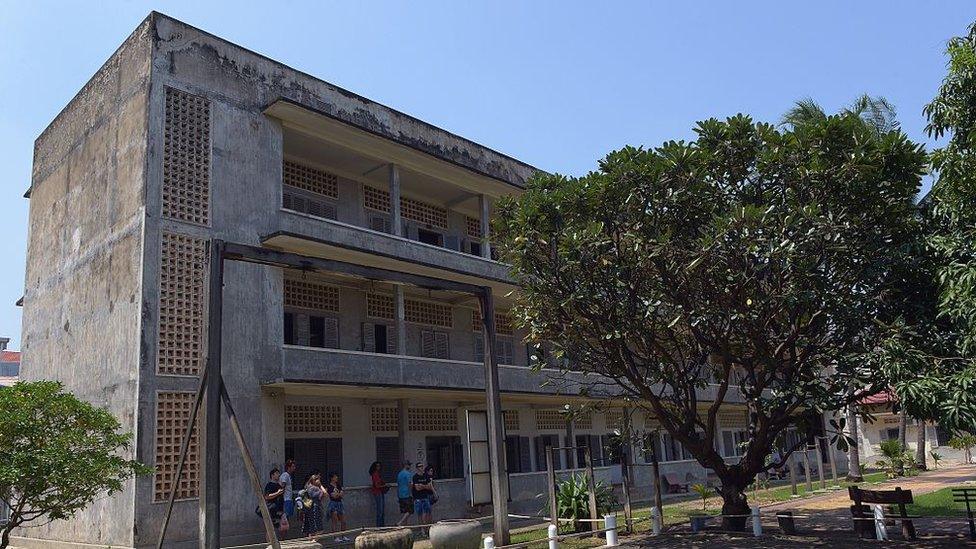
0, 337, 18, 387
856, 391, 967, 465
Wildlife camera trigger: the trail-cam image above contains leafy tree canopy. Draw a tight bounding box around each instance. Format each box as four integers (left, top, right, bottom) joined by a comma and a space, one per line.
0, 381, 151, 548
496, 112, 926, 521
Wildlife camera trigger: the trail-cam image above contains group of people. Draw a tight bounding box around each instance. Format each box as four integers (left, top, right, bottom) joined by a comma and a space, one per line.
260, 458, 438, 541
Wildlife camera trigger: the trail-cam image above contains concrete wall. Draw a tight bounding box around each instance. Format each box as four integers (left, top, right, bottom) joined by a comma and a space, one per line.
18, 16, 153, 548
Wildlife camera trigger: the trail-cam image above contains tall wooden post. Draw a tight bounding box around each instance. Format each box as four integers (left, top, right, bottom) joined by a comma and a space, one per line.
802, 446, 813, 492
650, 441, 663, 519
584, 446, 599, 535
546, 446, 558, 529
565, 416, 576, 470
479, 288, 510, 544
824, 437, 838, 485
816, 443, 826, 491
200, 240, 224, 549
789, 453, 798, 496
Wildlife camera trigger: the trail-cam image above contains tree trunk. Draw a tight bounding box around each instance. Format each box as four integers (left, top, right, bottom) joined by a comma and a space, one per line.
915, 420, 927, 470
1, 522, 13, 549
897, 410, 908, 475
717, 483, 750, 531
846, 401, 863, 482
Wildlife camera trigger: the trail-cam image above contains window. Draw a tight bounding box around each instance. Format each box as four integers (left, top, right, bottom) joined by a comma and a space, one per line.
284, 312, 296, 345
576, 434, 602, 468
283, 188, 337, 220
363, 322, 397, 354
474, 336, 515, 364
936, 425, 951, 447
421, 330, 450, 359
600, 434, 624, 466
375, 437, 401, 484
535, 434, 562, 472
883, 428, 900, 441
467, 240, 482, 257
368, 213, 392, 234
505, 436, 532, 474
285, 438, 343, 485
426, 436, 464, 479
417, 228, 443, 247
284, 312, 338, 348
721, 430, 749, 458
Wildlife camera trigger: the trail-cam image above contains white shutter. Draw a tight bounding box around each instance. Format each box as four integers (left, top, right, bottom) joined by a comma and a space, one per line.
324, 317, 339, 348
362, 322, 376, 352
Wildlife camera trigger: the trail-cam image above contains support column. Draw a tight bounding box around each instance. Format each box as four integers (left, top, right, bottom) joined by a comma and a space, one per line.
479, 287, 510, 544
394, 285, 407, 355
201, 240, 225, 549
398, 399, 408, 462
479, 194, 491, 259
390, 164, 403, 237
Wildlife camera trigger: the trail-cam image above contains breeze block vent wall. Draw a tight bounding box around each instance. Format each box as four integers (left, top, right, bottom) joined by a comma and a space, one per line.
162, 87, 211, 225
154, 391, 200, 502
284, 405, 342, 434
157, 232, 209, 376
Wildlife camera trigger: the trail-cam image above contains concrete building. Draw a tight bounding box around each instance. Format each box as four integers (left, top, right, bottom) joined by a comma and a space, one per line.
856, 392, 970, 467
16, 12, 842, 548
0, 338, 19, 387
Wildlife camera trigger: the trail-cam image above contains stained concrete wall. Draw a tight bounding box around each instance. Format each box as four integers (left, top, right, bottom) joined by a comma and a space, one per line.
18, 15, 154, 548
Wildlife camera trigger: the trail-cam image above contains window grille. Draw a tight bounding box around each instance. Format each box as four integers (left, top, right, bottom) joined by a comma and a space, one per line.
154, 391, 199, 501
535, 410, 563, 430
366, 292, 395, 320
158, 232, 208, 376
364, 186, 391, 213
574, 412, 593, 430
405, 299, 452, 328
504, 410, 520, 431
371, 407, 399, 432
421, 330, 450, 359
362, 186, 447, 228
284, 277, 339, 312
162, 87, 210, 225
283, 160, 338, 198
284, 405, 342, 433
471, 310, 513, 335
605, 409, 624, 429
409, 408, 458, 432
466, 216, 482, 239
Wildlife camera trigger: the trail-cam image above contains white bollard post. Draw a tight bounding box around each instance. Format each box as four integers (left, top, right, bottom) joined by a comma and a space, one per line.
651, 506, 662, 535
484, 535, 495, 549
547, 523, 558, 549
751, 507, 762, 537
604, 515, 619, 547
872, 504, 887, 541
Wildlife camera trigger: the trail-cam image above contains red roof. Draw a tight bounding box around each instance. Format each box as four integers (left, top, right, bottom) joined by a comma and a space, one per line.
1, 350, 20, 363
859, 389, 895, 405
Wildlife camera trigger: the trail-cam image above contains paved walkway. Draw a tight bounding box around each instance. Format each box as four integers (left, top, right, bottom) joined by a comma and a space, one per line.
625, 465, 976, 548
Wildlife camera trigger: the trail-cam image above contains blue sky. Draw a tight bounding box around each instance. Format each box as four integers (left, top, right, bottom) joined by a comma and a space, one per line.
1, 1, 974, 350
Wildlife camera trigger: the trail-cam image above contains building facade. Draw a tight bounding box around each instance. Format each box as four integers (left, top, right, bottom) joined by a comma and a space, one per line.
856, 393, 970, 467
17, 13, 843, 549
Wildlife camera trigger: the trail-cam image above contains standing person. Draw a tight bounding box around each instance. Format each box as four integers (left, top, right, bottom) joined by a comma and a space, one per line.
412, 463, 434, 525
326, 473, 349, 542
262, 468, 285, 535
302, 474, 325, 538
369, 462, 389, 527
395, 461, 414, 526
280, 459, 297, 522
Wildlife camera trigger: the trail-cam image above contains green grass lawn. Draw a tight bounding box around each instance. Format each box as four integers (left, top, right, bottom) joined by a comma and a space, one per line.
907, 487, 974, 517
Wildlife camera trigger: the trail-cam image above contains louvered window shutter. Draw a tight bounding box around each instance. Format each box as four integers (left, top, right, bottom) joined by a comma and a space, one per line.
434, 331, 449, 359
386, 323, 398, 354
473, 335, 485, 363
295, 313, 310, 346
324, 317, 339, 348
421, 330, 436, 358
325, 438, 343, 479
534, 437, 545, 472
362, 322, 376, 352
519, 436, 532, 473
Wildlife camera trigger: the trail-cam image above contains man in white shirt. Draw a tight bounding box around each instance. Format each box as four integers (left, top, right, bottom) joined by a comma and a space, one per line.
280, 459, 297, 519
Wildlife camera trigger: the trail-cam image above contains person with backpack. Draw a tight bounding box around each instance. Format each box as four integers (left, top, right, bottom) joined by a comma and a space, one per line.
260, 468, 285, 536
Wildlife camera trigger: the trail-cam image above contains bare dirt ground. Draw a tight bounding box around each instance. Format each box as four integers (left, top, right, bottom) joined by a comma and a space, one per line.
624, 464, 976, 548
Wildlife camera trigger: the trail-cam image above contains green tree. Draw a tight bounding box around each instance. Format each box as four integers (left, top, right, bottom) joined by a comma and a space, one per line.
0, 381, 150, 548
496, 113, 925, 528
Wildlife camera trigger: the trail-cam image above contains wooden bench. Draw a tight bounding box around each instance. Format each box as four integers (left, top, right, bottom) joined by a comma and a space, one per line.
848, 485, 916, 540
952, 487, 976, 541
663, 473, 690, 493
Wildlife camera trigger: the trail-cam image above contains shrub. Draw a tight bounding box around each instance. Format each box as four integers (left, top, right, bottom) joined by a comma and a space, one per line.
544, 473, 617, 532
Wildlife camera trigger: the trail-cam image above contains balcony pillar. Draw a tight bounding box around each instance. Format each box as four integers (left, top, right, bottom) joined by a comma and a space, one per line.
394, 285, 407, 355
389, 164, 403, 236
479, 194, 491, 259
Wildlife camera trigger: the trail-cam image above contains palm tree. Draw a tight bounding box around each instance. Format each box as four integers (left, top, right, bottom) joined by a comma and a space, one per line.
781, 94, 899, 135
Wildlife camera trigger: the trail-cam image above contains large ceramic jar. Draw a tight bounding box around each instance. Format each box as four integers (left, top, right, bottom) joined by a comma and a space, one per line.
355, 527, 413, 549
428, 519, 483, 549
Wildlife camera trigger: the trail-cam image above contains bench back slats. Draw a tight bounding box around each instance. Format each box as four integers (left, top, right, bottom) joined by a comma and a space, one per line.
849, 486, 913, 505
